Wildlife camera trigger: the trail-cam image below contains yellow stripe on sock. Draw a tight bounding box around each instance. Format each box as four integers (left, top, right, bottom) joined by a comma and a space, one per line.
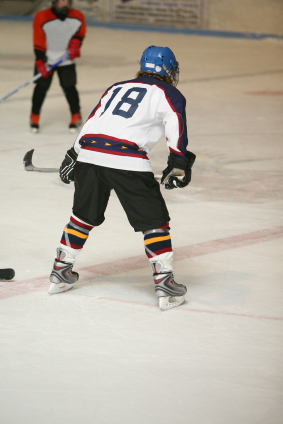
144, 235, 171, 245
64, 228, 88, 239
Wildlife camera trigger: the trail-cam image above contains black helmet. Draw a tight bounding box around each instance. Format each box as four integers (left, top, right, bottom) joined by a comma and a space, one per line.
52, 0, 72, 15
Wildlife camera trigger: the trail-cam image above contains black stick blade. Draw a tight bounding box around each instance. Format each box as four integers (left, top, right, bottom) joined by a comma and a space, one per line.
23, 149, 59, 173
23, 149, 35, 171
0, 268, 15, 280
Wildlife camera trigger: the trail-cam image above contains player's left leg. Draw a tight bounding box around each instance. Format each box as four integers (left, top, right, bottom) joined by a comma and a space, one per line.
57, 64, 81, 132
30, 70, 53, 132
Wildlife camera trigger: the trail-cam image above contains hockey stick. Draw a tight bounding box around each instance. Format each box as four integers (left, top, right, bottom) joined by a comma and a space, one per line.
23, 149, 163, 181
23, 149, 59, 173
0, 54, 70, 104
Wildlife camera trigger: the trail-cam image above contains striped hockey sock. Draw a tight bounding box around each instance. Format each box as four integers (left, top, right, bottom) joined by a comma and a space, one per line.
59, 214, 93, 254
143, 223, 172, 259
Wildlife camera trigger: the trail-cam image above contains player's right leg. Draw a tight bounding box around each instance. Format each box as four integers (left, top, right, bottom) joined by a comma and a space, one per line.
49, 214, 94, 294
30, 71, 53, 133
49, 163, 111, 294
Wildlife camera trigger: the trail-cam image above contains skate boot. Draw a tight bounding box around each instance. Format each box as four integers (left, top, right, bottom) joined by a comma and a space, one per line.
151, 260, 187, 311
69, 113, 82, 133
30, 113, 40, 133
48, 248, 79, 295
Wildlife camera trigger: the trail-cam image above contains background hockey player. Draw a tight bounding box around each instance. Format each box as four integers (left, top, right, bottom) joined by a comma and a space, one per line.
48, 45, 196, 311
30, 0, 86, 133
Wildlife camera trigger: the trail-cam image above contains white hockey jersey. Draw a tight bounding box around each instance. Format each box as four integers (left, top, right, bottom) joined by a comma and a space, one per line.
74, 76, 189, 172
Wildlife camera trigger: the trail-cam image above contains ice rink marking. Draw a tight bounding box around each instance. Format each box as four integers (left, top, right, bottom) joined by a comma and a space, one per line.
1, 225, 283, 322
66, 294, 283, 322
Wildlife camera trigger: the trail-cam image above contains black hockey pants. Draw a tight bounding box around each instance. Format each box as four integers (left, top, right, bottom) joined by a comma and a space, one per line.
31, 64, 80, 115
73, 162, 171, 232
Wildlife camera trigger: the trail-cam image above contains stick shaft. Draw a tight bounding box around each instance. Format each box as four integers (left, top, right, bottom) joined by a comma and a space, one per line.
0, 54, 70, 104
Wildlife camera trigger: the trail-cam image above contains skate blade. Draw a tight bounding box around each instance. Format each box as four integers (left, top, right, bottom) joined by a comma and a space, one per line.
31, 127, 39, 134
159, 295, 185, 311
69, 127, 77, 134
48, 282, 74, 295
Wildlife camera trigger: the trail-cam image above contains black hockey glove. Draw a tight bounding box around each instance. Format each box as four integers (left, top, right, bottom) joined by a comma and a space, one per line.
60, 147, 78, 184
161, 151, 196, 190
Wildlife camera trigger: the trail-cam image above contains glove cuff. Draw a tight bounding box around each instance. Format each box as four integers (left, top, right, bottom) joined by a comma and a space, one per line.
67, 147, 78, 161
168, 151, 196, 170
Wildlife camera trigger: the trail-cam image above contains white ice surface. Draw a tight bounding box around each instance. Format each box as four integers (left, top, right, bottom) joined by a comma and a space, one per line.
0, 21, 283, 424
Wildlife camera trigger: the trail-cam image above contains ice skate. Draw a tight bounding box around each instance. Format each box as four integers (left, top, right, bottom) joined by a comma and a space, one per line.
151, 260, 187, 311
48, 248, 79, 294
154, 272, 187, 310
69, 113, 82, 133
30, 113, 40, 133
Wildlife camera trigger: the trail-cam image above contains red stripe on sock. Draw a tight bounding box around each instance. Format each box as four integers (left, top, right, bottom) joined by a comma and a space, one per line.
154, 247, 173, 256
146, 247, 173, 259
70, 216, 93, 230
60, 239, 83, 250
158, 223, 170, 230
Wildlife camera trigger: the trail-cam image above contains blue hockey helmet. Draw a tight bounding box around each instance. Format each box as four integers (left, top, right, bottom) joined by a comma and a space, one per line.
140, 46, 179, 86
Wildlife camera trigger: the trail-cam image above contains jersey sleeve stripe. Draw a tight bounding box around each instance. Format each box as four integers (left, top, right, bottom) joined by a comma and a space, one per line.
169, 147, 186, 157
87, 103, 101, 121
136, 79, 183, 152
159, 88, 182, 150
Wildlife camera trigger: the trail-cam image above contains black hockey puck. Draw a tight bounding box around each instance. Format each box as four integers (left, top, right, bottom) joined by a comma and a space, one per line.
0, 268, 15, 280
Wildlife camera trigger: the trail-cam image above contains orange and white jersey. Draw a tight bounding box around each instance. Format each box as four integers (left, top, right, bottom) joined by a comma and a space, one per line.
33, 8, 86, 66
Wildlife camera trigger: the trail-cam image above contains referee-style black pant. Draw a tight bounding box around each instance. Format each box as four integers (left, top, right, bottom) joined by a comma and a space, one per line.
31, 64, 80, 115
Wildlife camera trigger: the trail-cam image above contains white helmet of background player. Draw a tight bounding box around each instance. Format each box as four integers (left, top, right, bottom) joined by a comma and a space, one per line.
52, 0, 72, 15
140, 45, 180, 87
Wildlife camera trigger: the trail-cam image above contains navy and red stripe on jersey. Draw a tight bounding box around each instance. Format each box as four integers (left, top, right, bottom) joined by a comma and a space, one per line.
79, 134, 149, 161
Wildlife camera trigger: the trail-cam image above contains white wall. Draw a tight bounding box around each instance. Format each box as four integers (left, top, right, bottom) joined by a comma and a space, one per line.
0, 0, 282, 35
207, 0, 283, 35
0, 0, 45, 16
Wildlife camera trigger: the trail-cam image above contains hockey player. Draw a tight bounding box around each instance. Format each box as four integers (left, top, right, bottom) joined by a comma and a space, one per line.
30, 0, 86, 133
48, 45, 196, 311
